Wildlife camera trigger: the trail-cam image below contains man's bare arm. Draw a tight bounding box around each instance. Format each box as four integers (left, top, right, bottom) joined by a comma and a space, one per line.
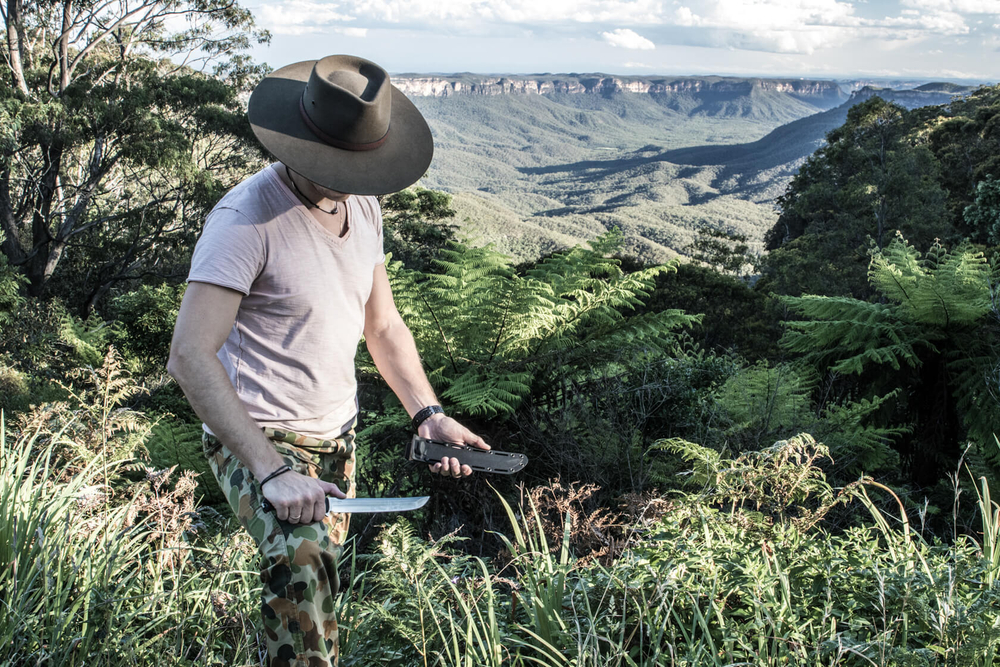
168, 281, 344, 523
363, 264, 489, 478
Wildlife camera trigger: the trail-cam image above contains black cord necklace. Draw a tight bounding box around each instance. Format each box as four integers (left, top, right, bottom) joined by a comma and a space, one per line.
285, 165, 339, 214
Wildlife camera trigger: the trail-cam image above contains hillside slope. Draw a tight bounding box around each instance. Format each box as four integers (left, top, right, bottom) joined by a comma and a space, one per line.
408, 78, 967, 262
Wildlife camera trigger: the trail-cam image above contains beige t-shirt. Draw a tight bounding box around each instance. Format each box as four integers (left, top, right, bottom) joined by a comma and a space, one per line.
187, 164, 385, 438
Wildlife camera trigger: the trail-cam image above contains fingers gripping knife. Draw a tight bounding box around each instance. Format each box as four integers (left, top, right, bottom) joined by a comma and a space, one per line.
406, 435, 528, 474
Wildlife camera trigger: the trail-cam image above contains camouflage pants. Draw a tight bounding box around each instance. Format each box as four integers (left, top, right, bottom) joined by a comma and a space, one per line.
203, 427, 357, 667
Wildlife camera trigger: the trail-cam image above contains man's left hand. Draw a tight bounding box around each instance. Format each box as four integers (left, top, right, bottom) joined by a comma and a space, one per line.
418, 413, 489, 478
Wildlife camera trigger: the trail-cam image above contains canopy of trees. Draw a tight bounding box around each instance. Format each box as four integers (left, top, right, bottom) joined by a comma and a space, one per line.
0, 0, 269, 309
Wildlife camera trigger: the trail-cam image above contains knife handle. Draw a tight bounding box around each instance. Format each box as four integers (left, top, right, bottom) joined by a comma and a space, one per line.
260, 497, 335, 514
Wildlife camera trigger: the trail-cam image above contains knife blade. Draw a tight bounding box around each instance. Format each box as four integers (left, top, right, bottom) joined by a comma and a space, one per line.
261, 496, 429, 515
325, 495, 429, 513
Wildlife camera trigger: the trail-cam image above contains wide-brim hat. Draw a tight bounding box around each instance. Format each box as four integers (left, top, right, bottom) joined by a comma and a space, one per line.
248, 54, 433, 195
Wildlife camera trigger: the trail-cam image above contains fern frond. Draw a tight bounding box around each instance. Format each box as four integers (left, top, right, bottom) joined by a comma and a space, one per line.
441, 367, 533, 418
870, 237, 992, 326
781, 296, 930, 374
817, 390, 908, 476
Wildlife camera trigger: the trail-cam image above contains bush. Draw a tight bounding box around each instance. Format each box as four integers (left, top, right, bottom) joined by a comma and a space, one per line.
107, 282, 186, 371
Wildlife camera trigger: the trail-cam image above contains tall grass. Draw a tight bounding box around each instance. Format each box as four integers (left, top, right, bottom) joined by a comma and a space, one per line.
341, 434, 1000, 666
3, 402, 999, 666
0, 411, 261, 666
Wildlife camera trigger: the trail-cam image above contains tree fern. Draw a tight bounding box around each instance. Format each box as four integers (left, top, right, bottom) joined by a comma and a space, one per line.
379, 231, 698, 419
869, 235, 992, 327
716, 362, 817, 444
780, 236, 1000, 481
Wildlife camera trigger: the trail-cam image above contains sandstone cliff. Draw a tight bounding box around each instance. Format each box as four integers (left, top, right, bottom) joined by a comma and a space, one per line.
392, 74, 845, 103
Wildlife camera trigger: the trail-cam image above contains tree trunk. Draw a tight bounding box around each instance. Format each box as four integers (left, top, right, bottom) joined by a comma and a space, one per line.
4, 0, 29, 96
59, 0, 72, 93
0, 167, 26, 266
26, 140, 64, 296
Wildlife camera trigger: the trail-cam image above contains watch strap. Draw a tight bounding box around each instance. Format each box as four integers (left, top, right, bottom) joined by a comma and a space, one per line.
411, 404, 444, 430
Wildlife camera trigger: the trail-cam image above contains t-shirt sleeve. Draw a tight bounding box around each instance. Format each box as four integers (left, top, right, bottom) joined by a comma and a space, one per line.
187, 207, 265, 296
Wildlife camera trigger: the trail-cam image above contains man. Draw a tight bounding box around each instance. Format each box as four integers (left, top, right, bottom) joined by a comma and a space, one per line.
167, 54, 488, 667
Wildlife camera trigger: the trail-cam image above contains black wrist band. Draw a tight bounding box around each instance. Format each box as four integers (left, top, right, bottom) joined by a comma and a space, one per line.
412, 404, 444, 430
259, 464, 292, 487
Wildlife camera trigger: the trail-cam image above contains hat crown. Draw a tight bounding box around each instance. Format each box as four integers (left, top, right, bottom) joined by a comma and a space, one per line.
302, 55, 391, 147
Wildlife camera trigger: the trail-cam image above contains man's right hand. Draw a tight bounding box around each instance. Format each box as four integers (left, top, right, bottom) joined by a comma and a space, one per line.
261, 470, 347, 524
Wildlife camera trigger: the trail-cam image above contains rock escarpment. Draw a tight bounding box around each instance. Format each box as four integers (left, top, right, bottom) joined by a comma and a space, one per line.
393, 74, 846, 104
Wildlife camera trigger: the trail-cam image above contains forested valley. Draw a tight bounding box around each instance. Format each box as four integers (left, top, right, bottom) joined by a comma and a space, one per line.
1, 1, 1000, 665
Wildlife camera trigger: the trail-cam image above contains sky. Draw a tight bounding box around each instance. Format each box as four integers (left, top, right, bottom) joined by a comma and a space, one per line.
243, 0, 1000, 82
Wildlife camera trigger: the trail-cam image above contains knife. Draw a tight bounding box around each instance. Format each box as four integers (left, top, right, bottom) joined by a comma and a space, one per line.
262, 495, 429, 514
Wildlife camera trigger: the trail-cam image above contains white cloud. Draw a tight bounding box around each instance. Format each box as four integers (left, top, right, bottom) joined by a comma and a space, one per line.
257, 0, 356, 35
881, 10, 969, 34
674, 6, 701, 26
253, 0, 1000, 56
334, 26, 369, 36
349, 0, 666, 24
602, 28, 656, 49
901, 0, 1000, 13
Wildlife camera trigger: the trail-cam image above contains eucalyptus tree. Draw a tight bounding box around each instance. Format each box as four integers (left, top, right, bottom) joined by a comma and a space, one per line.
780, 237, 1000, 485
0, 0, 269, 306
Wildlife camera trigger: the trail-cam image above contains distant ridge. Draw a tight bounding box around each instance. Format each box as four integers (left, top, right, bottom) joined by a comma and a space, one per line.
913, 82, 978, 94
394, 73, 846, 106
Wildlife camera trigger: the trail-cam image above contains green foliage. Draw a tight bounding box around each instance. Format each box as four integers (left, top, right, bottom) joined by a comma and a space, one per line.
712, 363, 906, 477
107, 282, 186, 370
632, 259, 783, 360
686, 226, 756, 278
0, 0, 268, 305
964, 175, 1000, 245
48, 346, 152, 468
716, 362, 816, 445
380, 187, 458, 271
380, 229, 697, 420
59, 313, 122, 368
145, 416, 223, 504
0, 233, 26, 326
341, 436, 1000, 666
763, 97, 952, 298
816, 391, 907, 476
926, 86, 1000, 240
971, 438, 1000, 586
0, 411, 261, 666
356, 230, 701, 542
780, 237, 1000, 483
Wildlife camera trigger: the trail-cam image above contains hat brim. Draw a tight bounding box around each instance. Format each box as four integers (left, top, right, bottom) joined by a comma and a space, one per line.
248, 60, 434, 196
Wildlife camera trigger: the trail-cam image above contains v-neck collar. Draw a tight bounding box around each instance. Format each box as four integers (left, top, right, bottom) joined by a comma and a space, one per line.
268, 164, 353, 246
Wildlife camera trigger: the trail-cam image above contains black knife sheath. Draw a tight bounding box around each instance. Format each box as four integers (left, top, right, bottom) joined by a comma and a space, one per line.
407, 435, 528, 474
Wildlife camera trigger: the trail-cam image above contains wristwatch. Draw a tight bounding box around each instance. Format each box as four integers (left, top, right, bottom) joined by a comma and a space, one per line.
411, 404, 444, 430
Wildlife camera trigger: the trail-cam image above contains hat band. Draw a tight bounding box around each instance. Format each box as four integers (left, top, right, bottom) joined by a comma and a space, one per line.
299, 97, 389, 152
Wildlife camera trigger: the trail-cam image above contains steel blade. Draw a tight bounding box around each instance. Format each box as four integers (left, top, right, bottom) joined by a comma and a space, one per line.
325, 495, 429, 514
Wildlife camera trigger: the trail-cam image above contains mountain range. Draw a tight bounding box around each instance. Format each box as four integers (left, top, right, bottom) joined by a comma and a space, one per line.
399, 74, 976, 262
